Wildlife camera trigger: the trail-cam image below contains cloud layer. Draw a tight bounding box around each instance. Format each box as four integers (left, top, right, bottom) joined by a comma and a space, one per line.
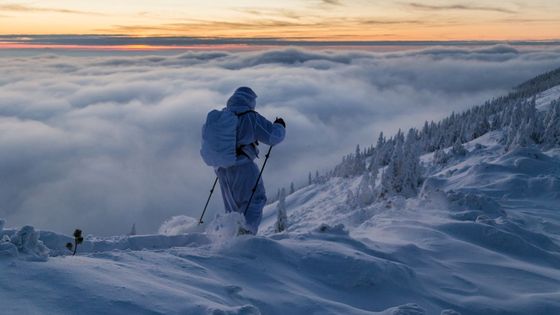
1, 46, 559, 235
2, 35, 560, 48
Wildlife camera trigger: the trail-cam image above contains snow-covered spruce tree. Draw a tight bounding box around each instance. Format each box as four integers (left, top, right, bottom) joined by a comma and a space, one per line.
378, 165, 393, 199
290, 182, 295, 194
375, 132, 391, 166
505, 100, 543, 150
377, 129, 422, 199
308, 172, 312, 185
275, 188, 288, 233
352, 145, 366, 175
526, 97, 544, 143
379, 131, 404, 198
543, 100, 560, 148
356, 172, 375, 206
473, 114, 491, 139
368, 154, 379, 187
402, 128, 422, 197
332, 144, 368, 178
451, 138, 467, 156
346, 189, 359, 208
490, 113, 501, 131
433, 148, 449, 165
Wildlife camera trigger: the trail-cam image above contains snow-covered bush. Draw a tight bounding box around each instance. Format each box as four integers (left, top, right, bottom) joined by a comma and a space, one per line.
0, 220, 18, 258
0, 235, 18, 258
0, 221, 50, 260
10, 225, 49, 261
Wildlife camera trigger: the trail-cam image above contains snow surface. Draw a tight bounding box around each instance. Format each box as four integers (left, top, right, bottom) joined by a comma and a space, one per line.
2, 130, 559, 315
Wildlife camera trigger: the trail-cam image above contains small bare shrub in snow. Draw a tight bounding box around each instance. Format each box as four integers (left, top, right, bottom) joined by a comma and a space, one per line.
316, 223, 348, 235
65, 229, 84, 256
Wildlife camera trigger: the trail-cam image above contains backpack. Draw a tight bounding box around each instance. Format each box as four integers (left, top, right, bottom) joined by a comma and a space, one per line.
200, 109, 254, 168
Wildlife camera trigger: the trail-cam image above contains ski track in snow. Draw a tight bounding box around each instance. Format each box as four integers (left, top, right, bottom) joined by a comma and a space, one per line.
2, 89, 560, 315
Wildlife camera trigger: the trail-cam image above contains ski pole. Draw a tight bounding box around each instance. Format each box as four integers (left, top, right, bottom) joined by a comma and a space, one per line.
199, 176, 218, 224
244, 145, 273, 216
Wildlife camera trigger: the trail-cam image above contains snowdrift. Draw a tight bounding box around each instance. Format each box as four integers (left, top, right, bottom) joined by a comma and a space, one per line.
0, 221, 49, 261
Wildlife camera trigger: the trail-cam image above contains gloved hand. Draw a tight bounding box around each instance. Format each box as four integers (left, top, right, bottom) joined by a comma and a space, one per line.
274, 117, 286, 128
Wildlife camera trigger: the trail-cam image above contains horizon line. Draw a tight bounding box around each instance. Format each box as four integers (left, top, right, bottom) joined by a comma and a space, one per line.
1, 35, 560, 51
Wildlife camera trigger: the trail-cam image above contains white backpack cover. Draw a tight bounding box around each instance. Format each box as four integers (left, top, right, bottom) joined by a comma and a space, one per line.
200, 109, 239, 168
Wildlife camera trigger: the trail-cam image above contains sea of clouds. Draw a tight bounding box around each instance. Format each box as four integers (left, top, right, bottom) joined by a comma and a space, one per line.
1, 45, 559, 235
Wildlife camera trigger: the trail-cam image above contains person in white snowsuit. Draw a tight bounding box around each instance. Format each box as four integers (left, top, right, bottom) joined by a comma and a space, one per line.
216, 87, 285, 234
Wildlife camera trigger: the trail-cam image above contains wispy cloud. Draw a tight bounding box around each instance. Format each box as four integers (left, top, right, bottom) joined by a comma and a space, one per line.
321, 0, 343, 6
407, 2, 517, 14
235, 7, 307, 21
97, 16, 430, 38
360, 18, 426, 26
0, 3, 102, 15
499, 17, 559, 23
108, 20, 311, 32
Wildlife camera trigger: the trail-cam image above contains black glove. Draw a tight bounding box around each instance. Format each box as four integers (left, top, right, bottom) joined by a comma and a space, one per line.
274, 117, 286, 128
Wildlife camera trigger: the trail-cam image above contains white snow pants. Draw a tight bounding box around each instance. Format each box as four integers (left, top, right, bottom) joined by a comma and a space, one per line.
215, 160, 266, 234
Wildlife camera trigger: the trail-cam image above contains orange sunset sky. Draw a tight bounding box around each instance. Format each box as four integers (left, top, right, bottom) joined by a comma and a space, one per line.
0, 0, 559, 43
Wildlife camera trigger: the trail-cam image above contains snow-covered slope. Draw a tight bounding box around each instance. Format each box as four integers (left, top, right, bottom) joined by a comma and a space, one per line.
2, 75, 560, 315
277, 131, 559, 303
261, 131, 560, 314
2, 128, 559, 315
